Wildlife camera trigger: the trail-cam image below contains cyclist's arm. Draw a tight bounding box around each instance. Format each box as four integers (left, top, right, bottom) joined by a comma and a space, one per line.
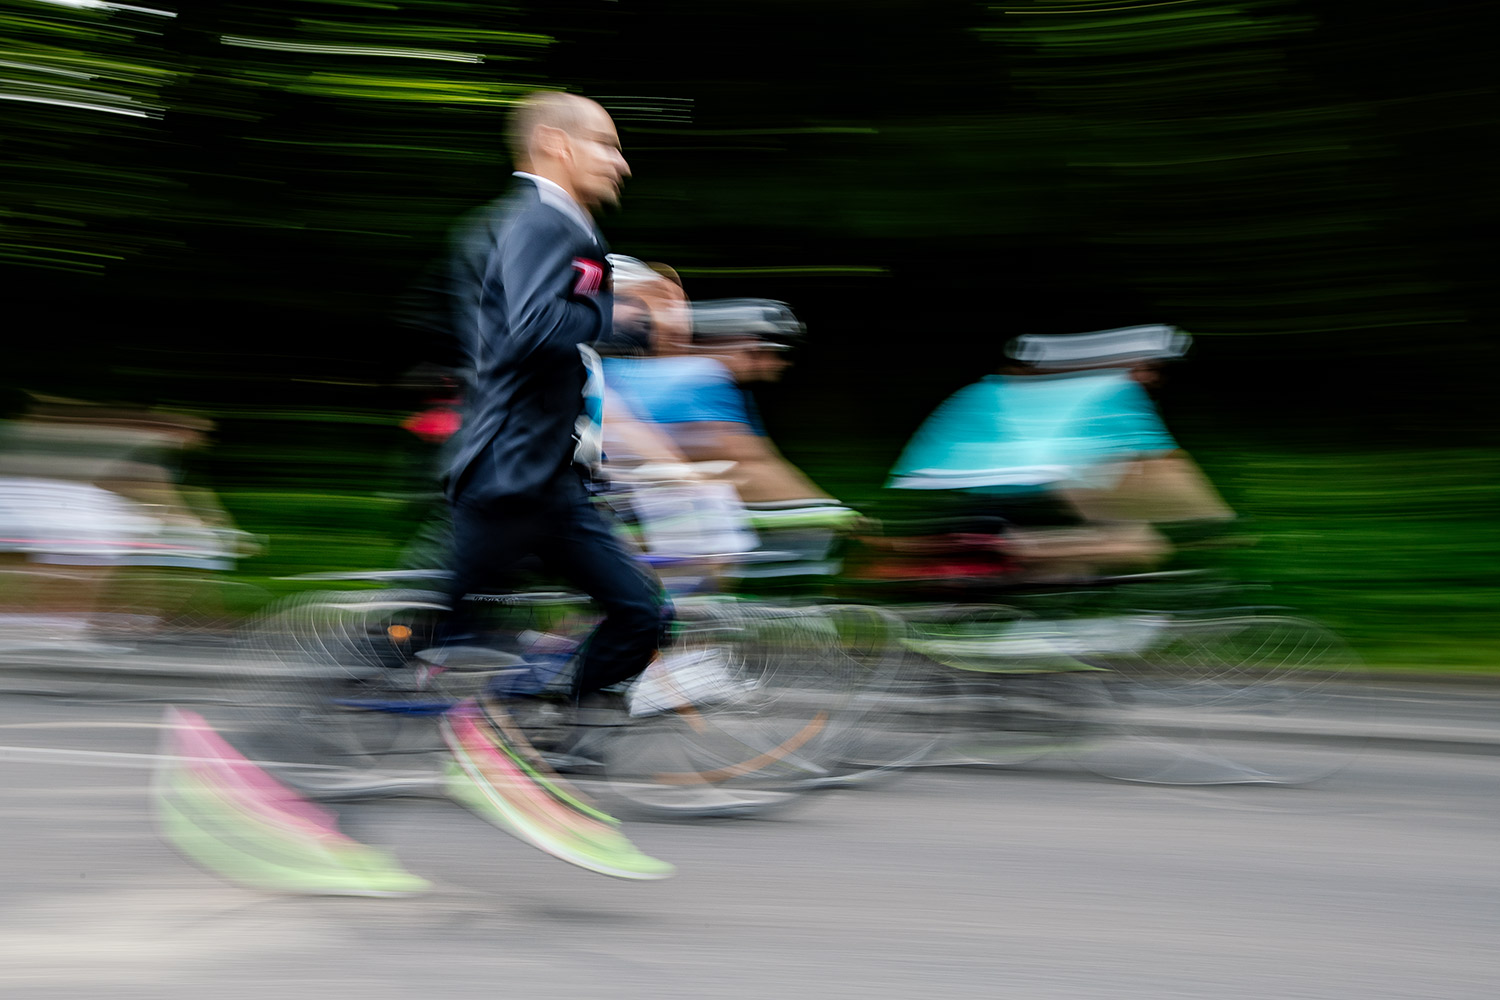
671, 421, 832, 504
1071, 451, 1234, 523
1066, 380, 1233, 522
602, 391, 691, 466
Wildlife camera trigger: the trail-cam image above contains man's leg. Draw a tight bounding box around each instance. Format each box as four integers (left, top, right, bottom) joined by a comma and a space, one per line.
442, 499, 543, 643
550, 491, 668, 701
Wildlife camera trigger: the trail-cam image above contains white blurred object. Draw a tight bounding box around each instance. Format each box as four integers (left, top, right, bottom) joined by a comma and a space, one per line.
690, 298, 804, 345
602, 460, 737, 483
0, 476, 246, 569
1008, 325, 1190, 367
628, 479, 759, 558
628, 646, 754, 717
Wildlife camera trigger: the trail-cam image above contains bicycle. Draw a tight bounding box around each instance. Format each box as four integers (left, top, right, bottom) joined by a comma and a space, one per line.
836, 557, 1369, 786
234, 570, 918, 819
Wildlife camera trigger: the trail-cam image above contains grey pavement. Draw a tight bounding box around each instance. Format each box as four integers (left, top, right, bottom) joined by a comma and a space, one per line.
0, 694, 1497, 1000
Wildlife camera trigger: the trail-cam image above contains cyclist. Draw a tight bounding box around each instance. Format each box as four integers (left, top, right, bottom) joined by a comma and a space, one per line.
603, 295, 836, 506
884, 324, 1232, 582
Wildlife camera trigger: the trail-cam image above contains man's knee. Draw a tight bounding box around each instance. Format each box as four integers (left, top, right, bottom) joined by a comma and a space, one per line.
601, 583, 667, 640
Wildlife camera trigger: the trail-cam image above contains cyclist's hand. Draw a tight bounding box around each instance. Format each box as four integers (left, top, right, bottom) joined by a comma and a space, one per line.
611, 296, 653, 349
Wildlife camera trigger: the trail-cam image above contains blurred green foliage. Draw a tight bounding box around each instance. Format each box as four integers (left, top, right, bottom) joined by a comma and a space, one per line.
1194, 445, 1500, 673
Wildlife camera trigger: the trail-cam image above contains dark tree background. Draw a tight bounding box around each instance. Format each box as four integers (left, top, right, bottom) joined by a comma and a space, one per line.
5, 0, 1494, 421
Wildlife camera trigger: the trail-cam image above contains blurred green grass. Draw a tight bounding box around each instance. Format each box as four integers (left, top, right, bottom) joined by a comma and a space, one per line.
1199, 447, 1499, 674
214, 440, 1498, 675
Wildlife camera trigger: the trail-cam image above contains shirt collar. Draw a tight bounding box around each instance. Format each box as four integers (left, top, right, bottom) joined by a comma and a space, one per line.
513, 171, 599, 245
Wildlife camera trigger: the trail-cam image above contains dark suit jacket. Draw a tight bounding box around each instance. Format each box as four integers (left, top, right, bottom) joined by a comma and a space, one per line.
442, 178, 613, 504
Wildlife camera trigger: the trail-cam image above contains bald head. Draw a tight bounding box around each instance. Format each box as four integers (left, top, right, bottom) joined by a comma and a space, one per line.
505, 91, 630, 213
506, 92, 595, 167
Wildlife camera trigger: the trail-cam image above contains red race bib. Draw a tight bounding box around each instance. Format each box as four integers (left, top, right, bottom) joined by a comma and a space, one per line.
571, 257, 605, 296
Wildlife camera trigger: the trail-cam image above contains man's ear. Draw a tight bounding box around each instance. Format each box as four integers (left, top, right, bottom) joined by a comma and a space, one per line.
533, 124, 571, 163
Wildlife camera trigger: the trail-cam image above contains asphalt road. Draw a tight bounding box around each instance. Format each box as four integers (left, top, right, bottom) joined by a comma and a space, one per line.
0, 691, 1496, 1000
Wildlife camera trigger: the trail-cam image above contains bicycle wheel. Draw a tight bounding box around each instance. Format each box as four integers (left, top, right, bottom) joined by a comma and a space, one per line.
235, 589, 457, 787
1072, 615, 1367, 785
239, 587, 607, 798
599, 598, 862, 818
809, 603, 944, 780
890, 604, 1105, 768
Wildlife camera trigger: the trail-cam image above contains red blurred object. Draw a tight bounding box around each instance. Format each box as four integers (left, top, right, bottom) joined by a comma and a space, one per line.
402, 406, 461, 443
844, 532, 1018, 585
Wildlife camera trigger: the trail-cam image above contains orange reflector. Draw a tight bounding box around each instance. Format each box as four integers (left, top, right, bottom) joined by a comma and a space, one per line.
387, 625, 413, 642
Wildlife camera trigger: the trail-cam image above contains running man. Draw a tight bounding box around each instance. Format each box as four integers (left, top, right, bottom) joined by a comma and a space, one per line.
437, 92, 665, 718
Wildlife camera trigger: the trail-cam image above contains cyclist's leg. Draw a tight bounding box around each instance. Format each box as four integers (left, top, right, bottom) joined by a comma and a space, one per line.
548, 489, 667, 701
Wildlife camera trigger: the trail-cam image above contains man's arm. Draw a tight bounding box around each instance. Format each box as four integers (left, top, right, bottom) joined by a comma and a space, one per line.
493, 211, 612, 361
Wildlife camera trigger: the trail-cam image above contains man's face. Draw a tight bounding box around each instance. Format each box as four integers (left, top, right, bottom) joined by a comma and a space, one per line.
565, 102, 631, 212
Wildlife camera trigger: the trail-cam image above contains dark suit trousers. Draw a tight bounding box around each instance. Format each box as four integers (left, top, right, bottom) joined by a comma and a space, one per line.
445, 477, 667, 700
